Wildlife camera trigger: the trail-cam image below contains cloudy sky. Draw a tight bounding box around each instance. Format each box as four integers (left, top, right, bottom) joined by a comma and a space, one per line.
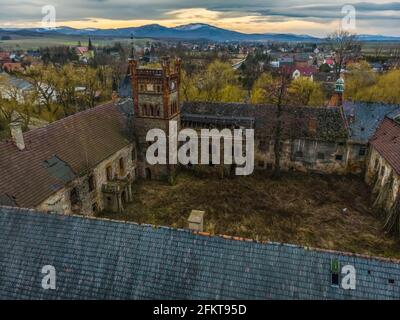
1, 0, 399, 36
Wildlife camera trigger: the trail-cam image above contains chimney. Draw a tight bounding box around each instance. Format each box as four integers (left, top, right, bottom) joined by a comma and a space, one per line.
188, 210, 205, 232
10, 112, 25, 151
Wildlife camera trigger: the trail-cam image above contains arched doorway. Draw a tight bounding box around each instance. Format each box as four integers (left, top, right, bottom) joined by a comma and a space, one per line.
145, 168, 152, 180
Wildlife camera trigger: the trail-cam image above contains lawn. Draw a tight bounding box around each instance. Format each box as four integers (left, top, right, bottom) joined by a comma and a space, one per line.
97, 169, 400, 258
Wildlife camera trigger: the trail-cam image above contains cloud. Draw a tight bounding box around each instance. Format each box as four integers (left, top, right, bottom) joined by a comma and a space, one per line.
0, 0, 398, 36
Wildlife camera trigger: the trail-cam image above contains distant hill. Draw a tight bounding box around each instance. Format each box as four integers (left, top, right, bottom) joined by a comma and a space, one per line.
1, 23, 400, 42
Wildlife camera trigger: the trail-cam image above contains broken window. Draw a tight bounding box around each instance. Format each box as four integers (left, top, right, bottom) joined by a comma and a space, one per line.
335, 154, 343, 161
106, 166, 113, 181
359, 146, 367, 156
88, 174, 95, 192
119, 157, 125, 175
317, 152, 325, 160
70, 187, 80, 206
92, 203, 98, 213
295, 150, 303, 158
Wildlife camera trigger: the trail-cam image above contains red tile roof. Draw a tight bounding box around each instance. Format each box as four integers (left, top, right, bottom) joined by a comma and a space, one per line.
75, 47, 89, 55
0, 102, 130, 207
370, 118, 400, 175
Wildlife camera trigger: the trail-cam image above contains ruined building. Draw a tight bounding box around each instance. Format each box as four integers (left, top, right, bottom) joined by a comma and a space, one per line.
0, 57, 399, 223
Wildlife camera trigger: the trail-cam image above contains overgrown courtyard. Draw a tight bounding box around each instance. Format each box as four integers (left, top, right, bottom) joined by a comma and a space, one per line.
97, 170, 400, 258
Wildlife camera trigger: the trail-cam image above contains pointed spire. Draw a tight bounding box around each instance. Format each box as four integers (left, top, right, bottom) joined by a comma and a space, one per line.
129, 33, 135, 59
88, 37, 93, 50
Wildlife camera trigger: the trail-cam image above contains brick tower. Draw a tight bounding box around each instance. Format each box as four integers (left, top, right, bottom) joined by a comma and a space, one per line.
129, 56, 182, 179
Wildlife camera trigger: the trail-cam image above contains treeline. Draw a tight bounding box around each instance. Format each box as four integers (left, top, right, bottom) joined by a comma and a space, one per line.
0, 63, 119, 139
180, 60, 326, 107
346, 61, 400, 104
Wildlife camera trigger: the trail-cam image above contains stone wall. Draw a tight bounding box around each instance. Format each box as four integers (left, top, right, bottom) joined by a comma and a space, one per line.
254, 138, 348, 174
365, 147, 400, 212
38, 144, 138, 216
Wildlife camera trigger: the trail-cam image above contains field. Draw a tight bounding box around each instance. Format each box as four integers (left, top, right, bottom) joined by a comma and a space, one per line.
0, 35, 151, 50
97, 170, 400, 259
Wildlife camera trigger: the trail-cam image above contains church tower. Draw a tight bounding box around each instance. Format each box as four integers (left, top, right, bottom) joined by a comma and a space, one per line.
328, 76, 345, 107
129, 56, 182, 179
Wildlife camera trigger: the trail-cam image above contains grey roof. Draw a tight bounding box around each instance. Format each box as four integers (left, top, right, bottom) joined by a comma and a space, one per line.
387, 108, 400, 122
1, 206, 399, 300
1, 74, 33, 91
343, 102, 400, 143
181, 102, 348, 142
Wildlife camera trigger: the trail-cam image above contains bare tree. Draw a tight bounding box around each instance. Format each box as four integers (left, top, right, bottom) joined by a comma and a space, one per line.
259, 68, 292, 178
326, 30, 361, 78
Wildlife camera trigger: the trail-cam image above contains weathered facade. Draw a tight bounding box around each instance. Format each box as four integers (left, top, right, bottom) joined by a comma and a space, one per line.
366, 112, 400, 234
0, 100, 138, 215
181, 102, 350, 175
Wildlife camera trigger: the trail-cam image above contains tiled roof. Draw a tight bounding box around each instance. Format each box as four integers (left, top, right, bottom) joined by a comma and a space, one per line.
0, 101, 130, 208
0, 206, 399, 300
370, 118, 400, 175
181, 102, 348, 142
343, 102, 400, 143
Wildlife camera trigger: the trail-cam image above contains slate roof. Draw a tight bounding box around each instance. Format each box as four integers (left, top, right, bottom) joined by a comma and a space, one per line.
0, 206, 399, 300
343, 102, 400, 143
0, 101, 130, 208
370, 117, 400, 175
181, 102, 348, 142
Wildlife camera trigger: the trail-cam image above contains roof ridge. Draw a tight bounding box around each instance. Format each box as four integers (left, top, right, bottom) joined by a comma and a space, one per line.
2, 205, 399, 264
0, 100, 116, 145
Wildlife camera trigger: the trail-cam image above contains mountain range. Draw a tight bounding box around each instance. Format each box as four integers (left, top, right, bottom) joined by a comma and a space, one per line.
2, 23, 400, 42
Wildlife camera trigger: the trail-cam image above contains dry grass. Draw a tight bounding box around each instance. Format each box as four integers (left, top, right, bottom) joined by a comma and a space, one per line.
97, 169, 400, 259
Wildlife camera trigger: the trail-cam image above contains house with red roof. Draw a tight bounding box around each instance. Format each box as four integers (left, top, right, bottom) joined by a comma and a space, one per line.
292, 66, 318, 81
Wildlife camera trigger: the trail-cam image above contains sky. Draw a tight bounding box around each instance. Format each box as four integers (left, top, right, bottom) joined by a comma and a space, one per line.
0, 0, 399, 36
